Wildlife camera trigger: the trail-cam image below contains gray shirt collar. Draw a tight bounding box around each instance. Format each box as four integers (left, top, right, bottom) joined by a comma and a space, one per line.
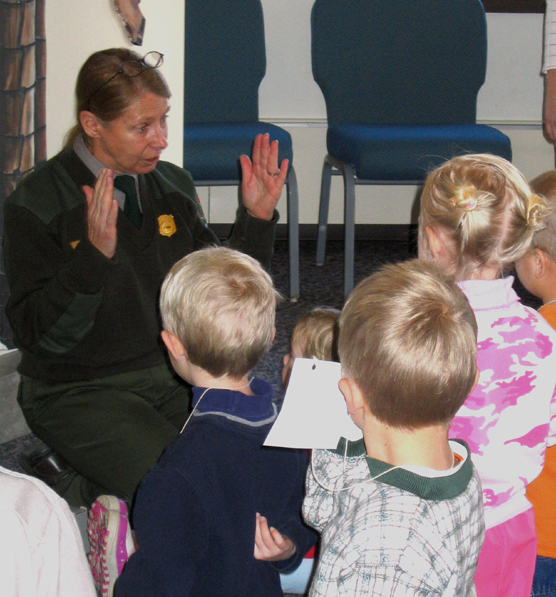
73, 136, 141, 211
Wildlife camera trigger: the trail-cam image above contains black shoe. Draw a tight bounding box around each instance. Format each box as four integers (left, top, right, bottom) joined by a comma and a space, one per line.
17, 442, 72, 487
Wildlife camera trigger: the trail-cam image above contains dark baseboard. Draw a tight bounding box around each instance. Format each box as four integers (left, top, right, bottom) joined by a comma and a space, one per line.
210, 223, 417, 242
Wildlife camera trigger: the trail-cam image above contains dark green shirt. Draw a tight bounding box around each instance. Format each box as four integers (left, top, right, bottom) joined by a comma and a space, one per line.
3, 149, 276, 382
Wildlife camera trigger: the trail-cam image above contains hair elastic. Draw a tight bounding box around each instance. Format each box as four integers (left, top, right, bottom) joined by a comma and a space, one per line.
462, 198, 478, 212
526, 194, 547, 230
451, 186, 478, 212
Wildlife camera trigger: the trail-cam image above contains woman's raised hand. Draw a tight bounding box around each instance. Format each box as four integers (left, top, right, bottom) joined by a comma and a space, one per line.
82, 168, 119, 259
239, 133, 288, 221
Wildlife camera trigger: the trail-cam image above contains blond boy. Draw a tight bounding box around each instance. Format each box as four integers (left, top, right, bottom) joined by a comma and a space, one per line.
278, 306, 340, 595
282, 307, 340, 388
116, 247, 317, 597
303, 259, 484, 596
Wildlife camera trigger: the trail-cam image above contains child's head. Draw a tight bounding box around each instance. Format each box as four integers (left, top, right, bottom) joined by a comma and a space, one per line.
515, 170, 556, 301
160, 247, 277, 380
339, 259, 478, 430
282, 307, 340, 388
418, 153, 547, 281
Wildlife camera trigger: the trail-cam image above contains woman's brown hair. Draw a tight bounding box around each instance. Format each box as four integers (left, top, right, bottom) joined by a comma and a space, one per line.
65, 48, 170, 147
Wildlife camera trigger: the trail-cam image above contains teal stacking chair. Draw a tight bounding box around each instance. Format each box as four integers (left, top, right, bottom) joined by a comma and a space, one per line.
183, 0, 299, 299
311, 0, 512, 296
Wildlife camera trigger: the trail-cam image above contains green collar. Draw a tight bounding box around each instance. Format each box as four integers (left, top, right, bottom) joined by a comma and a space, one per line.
333, 437, 473, 501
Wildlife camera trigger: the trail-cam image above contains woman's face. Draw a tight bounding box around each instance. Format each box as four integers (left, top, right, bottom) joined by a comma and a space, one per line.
87, 90, 169, 175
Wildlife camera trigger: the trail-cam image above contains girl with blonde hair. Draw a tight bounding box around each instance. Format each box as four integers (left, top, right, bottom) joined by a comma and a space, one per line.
419, 154, 556, 597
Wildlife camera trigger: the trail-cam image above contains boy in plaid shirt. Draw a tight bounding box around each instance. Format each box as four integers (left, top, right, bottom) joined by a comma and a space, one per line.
303, 260, 485, 596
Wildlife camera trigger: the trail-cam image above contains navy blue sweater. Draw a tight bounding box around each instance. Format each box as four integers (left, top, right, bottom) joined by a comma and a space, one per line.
116, 379, 317, 596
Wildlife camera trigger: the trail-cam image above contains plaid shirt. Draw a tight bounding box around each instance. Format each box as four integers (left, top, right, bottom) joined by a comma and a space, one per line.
303, 439, 484, 596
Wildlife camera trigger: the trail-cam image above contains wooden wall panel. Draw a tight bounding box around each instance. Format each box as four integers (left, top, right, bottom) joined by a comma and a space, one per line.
0, 0, 46, 346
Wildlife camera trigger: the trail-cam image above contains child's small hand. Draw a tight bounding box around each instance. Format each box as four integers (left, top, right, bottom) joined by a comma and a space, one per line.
254, 512, 296, 561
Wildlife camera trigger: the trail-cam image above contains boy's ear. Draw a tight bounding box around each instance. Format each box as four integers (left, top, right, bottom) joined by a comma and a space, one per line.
339, 377, 366, 417
160, 330, 187, 361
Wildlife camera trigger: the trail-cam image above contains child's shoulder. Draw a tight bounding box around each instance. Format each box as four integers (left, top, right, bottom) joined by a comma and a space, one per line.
539, 304, 556, 331
477, 299, 556, 347
354, 466, 482, 559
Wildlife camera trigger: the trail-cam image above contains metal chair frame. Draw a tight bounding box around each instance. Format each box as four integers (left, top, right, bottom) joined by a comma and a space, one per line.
316, 155, 422, 296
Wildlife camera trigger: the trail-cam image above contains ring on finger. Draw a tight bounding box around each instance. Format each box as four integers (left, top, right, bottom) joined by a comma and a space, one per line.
268, 169, 280, 177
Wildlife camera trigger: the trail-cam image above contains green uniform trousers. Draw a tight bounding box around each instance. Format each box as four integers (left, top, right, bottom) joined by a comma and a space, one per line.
18, 364, 191, 508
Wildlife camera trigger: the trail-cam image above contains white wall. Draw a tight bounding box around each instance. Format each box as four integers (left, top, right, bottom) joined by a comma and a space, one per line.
478, 13, 545, 124
46, 3, 555, 226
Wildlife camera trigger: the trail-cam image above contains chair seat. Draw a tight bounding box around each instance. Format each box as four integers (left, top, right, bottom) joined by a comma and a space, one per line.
183, 123, 293, 181
327, 124, 512, 181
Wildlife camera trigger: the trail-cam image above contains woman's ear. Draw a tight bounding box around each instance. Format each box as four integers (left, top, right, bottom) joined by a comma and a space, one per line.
160, 330, 187, 362
79, 111, 102, 139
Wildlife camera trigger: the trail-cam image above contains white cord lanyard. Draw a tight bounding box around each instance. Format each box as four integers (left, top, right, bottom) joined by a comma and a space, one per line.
311, 440, 458, 493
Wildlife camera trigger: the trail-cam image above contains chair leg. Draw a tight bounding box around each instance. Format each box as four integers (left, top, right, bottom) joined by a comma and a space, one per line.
286, 166, 300, 301
316, 157, 333, 266
342, 163, 356, 298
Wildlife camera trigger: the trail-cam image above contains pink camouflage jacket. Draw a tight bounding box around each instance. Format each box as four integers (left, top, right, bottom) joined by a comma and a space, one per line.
452, 276, 556, 529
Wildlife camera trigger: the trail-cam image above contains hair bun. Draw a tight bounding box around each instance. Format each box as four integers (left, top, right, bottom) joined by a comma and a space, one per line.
527, 194, 548, 232
451, 184, 478, 212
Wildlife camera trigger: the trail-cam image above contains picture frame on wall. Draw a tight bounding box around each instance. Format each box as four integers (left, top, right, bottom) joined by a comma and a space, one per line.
113, 0, 145, 46
481, 0, 545, 11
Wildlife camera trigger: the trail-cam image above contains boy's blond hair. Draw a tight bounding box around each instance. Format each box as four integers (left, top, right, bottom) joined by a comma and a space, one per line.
292, 307, 340, 362
528, 171, 556, 261
339, 259, 478, 429
160, 247, 277, 379
418, 154, 547, 280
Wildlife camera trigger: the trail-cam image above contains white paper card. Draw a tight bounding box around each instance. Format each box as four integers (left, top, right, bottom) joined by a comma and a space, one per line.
264, 358, 362, 449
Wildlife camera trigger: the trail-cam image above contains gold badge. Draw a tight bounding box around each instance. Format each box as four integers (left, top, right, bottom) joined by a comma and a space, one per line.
70, 240, 80, 249
158, 214, 177, 237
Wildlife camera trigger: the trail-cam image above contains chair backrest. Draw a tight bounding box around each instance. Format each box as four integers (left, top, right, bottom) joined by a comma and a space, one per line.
184, 0, 266, 124
311, 0, 487, 126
